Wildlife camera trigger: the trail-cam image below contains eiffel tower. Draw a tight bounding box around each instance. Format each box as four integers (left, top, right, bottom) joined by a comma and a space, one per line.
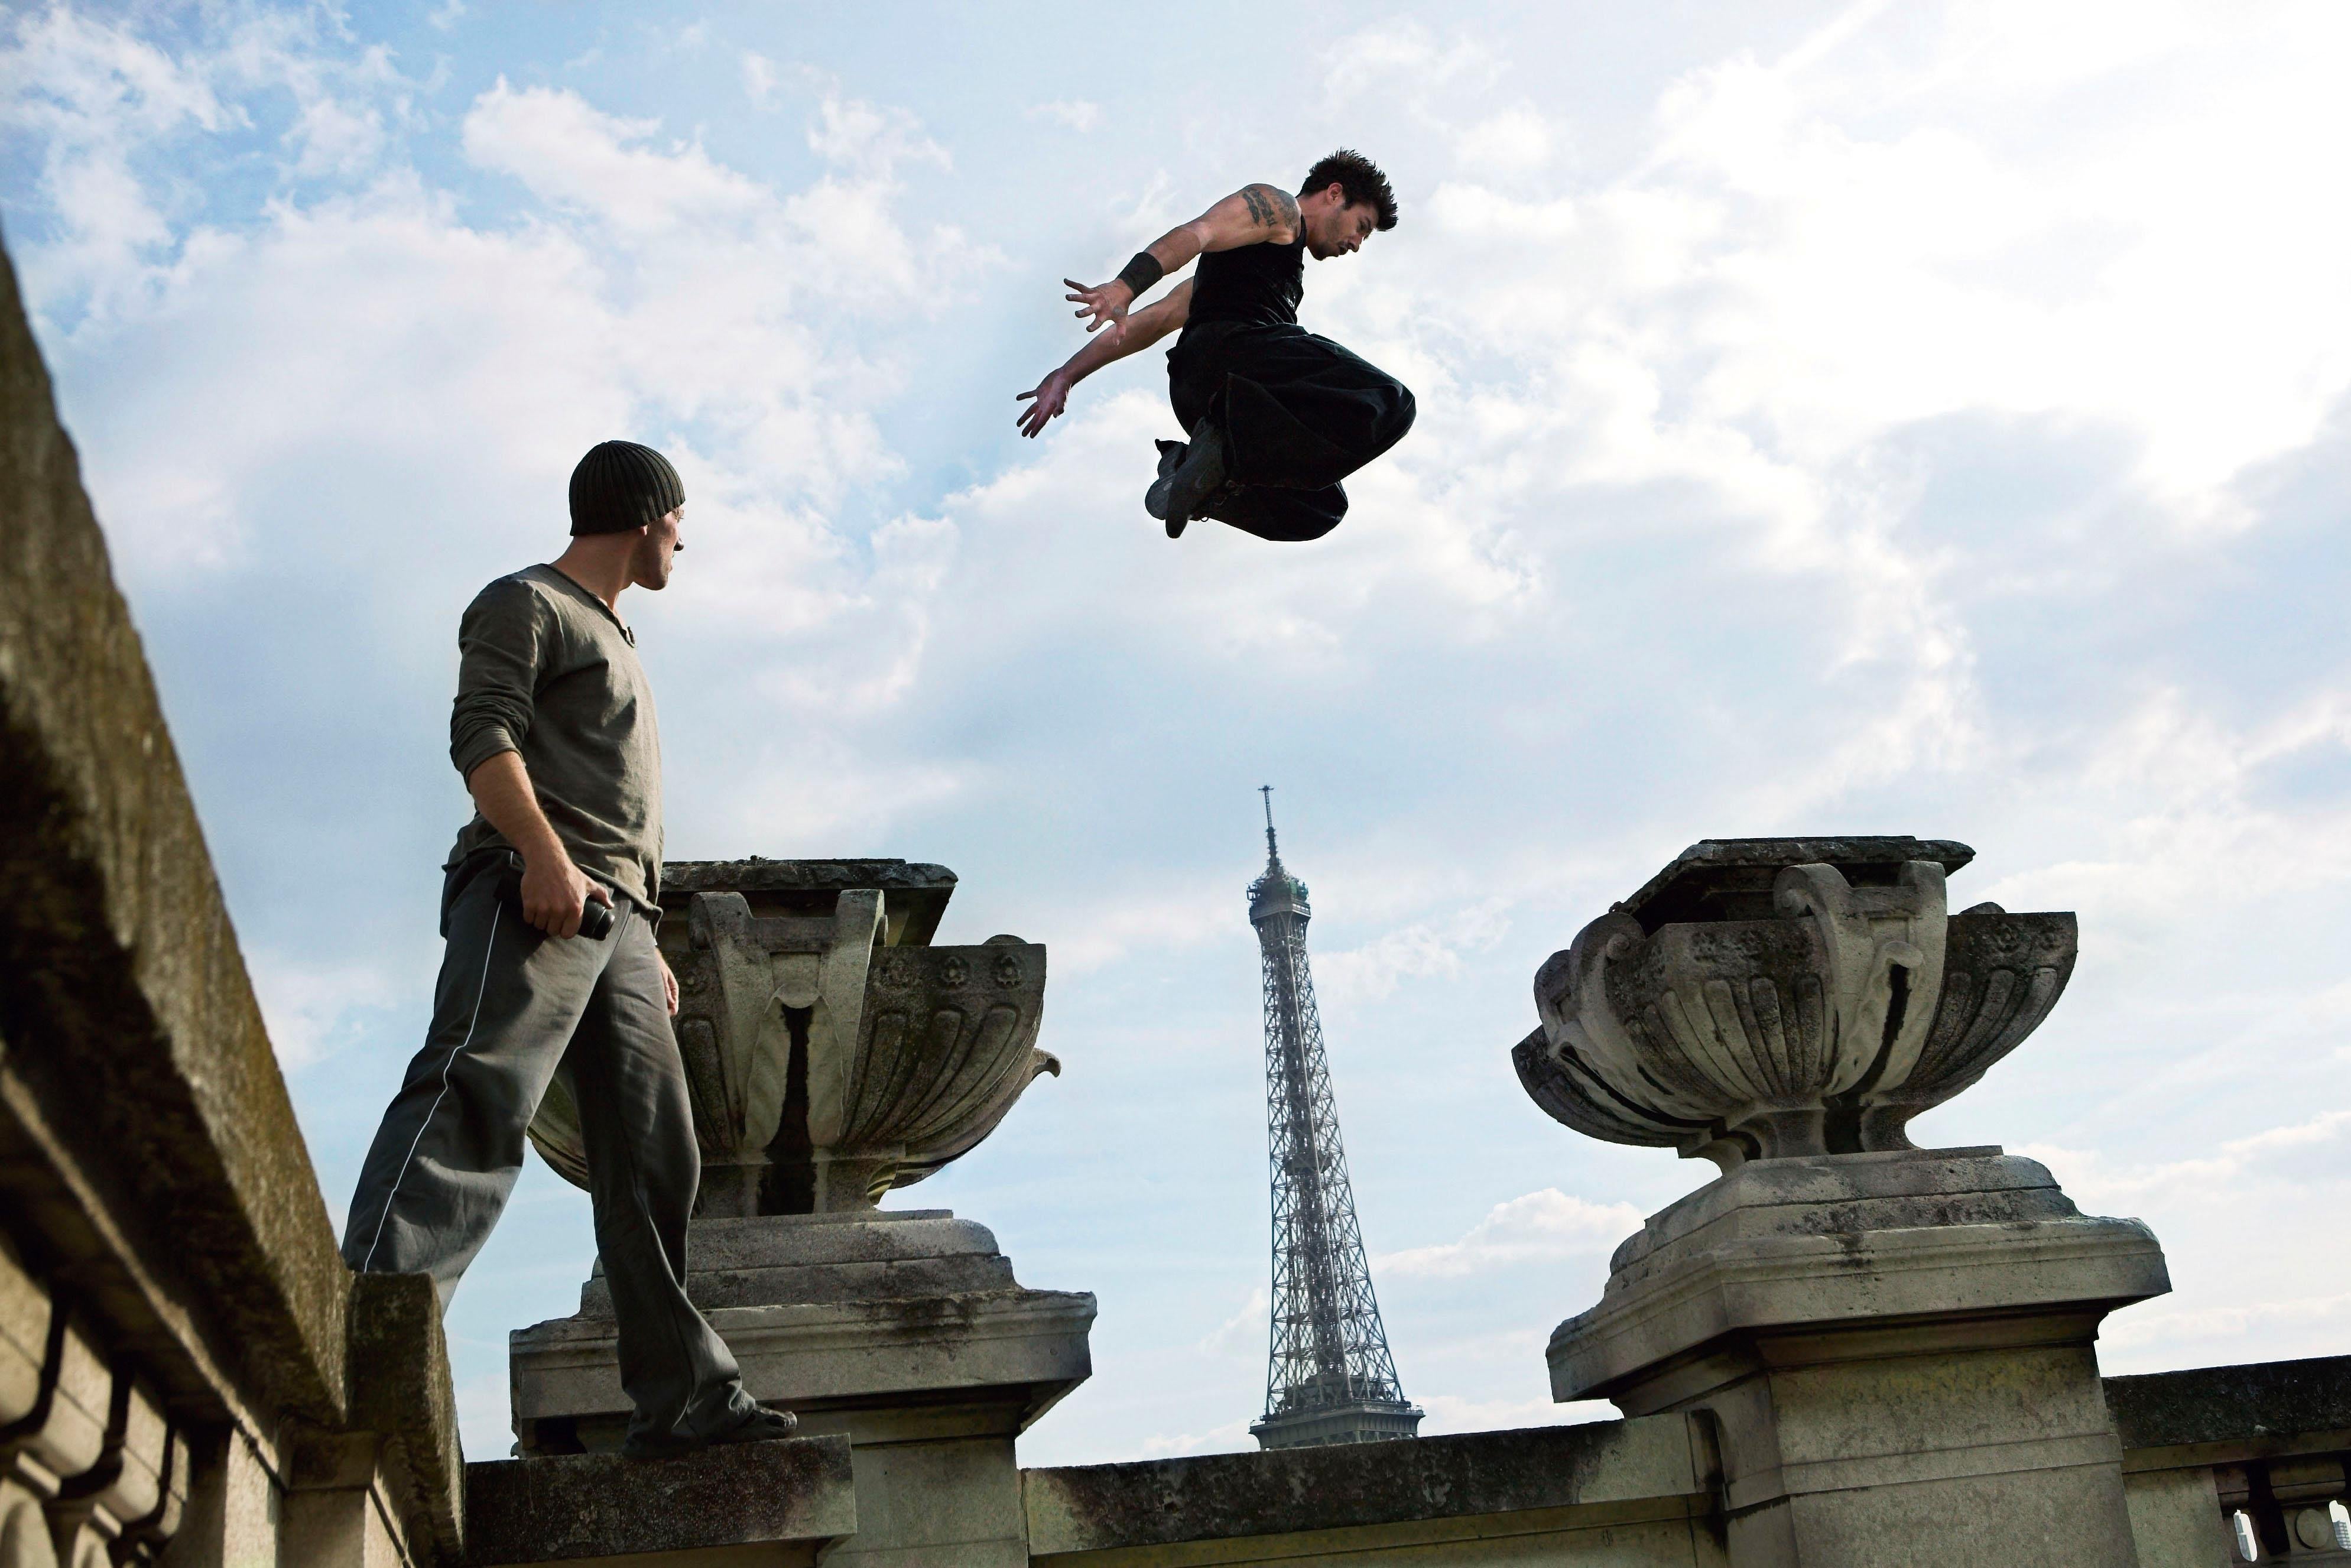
1247, 788, 1423, 1449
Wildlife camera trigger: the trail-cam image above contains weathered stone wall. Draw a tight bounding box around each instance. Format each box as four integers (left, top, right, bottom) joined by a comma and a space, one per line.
0, 220, 459, 1567
1022, 1417, 1726, 1566
1014, 1360, 2351, 1567
2111, 1354, 2351, 1566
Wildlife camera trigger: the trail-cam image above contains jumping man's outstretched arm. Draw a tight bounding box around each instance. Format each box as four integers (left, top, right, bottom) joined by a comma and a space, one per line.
1015, 279, 1192, 437
1064, 183, 1302, 336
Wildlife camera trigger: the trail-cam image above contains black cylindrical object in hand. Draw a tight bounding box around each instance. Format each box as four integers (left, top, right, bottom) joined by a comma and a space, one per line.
576, 897, 616, 940
495, 855, 616, 940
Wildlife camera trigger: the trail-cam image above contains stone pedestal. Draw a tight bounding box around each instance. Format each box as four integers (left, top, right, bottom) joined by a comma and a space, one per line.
511, 1210, 1093, 1568
1550, 1149, 2169, 1568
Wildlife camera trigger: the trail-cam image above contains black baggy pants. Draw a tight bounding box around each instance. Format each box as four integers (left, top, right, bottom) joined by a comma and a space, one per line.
1167, 321, 1417, 542
340, 850, 755, 1446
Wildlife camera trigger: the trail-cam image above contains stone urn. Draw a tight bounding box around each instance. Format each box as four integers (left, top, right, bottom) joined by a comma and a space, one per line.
525, 858, 1059, 1215
1514, 837, 2165, 1568
509, 858, 1094, 1547
1512, 836, 2076, 1167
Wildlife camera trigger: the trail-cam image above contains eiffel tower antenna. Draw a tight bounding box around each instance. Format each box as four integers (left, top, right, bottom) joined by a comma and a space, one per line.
1245, 791, 1423, 1449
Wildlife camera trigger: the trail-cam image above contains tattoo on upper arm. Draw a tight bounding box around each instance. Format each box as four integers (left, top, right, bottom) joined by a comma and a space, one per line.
1238, 184, 1300, 237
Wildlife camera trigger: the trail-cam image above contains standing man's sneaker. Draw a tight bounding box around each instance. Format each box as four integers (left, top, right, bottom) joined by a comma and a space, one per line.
622, 1404, 799, 1462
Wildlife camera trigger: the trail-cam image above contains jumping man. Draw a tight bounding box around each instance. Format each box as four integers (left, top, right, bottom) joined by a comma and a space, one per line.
1016, 149, 1416, 541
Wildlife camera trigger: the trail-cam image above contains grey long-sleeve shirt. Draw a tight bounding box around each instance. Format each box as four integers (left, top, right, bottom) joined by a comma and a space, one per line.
447, 563, 664, 908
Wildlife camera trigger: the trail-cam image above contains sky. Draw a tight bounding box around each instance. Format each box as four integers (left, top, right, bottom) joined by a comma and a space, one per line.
6, 0, 2351, 1466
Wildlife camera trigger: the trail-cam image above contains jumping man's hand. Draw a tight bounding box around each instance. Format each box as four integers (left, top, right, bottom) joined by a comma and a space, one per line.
520, 849, 611, 939
1017, 277, 1189, 443
1016, 369, 1074, 437
1066, 277, 1135, 336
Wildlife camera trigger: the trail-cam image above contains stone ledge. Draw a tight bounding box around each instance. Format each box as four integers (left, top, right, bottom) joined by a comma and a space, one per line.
1606, 1148, 2041, 1276
0, 212, 352, 1431
513, 1286, 1097, 1452
1021, 1414, 1707, 1556
658, 859, 955, 946
345, 1271, 463, 1557
577, 1213, 1021, 1317
2109, 1354, 2351, 1461
1618, 835, 1976, 929
1552, 1213, 2170, 1402
462, 1434, 855, 1564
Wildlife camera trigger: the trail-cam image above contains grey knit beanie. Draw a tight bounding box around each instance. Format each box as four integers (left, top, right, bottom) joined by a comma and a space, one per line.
569, 440, 685, 535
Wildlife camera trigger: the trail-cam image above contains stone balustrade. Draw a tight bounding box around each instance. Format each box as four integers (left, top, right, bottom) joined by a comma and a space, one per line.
1010, 1361, 2351, 1567
1022, 1415, 1723, 1565
0, 1232, 187, 1565
2110, 1355, 2351, 1565
460, 1437, 857, 1566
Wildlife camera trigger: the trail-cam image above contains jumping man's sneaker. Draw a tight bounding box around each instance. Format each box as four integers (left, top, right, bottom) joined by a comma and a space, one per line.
622, 1404, 799, 1461
1145, 439, 1188, 536
1145, 419, 1229, 539
1193, 481, 1243, 525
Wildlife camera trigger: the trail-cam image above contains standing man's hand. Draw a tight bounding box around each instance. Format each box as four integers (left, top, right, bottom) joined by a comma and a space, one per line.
520, 849, 609, 939
467, 752, 615, 941
1066, 277, 1135, 336
657, 950, 680, 1017
1015, 370, 1074, 437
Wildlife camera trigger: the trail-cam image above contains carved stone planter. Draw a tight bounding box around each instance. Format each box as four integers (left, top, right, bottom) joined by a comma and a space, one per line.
525, 859, 1058, 1215
1512, 836, 2076, 1168
509, 859, 1095, 1554
1517, 837, 2163, 1568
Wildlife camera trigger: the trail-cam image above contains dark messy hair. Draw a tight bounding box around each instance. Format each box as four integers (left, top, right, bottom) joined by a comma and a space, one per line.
1298, 148, 1398, 231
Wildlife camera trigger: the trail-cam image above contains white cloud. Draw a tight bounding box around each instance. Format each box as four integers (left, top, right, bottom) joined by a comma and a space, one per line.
2105, 1293, 2351, 1355
1377, 1190, 1645, 1280
806, 93, 947, 180
742, 51, 777, 104
2021, 1106, 2351, 1215
462, 80, 764, 235
1452, 108, 1554, 174
1026, 99, 1101, 133
1414, 1391, 1600, 1433
1139, 1417, 1254, 1459
248, 953, 405, 1070
1319, 20, 1496, 112
1197, 1287, 1268, 1356
1314, 901, 1512, 1007
0, 7, 229, 316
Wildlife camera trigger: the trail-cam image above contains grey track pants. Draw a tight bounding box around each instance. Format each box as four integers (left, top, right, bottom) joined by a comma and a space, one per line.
340, 850, 755, 1445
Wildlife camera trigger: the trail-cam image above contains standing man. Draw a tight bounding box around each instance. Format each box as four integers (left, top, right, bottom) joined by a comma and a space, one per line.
341, 441, 795, 1460
1016, 149, 1416, 541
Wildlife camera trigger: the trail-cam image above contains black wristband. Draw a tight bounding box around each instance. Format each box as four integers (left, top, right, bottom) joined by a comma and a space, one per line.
1115, 250, 1164, 297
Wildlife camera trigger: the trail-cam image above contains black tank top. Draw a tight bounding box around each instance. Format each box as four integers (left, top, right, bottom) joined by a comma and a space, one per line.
1187, 238, 1304, 328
